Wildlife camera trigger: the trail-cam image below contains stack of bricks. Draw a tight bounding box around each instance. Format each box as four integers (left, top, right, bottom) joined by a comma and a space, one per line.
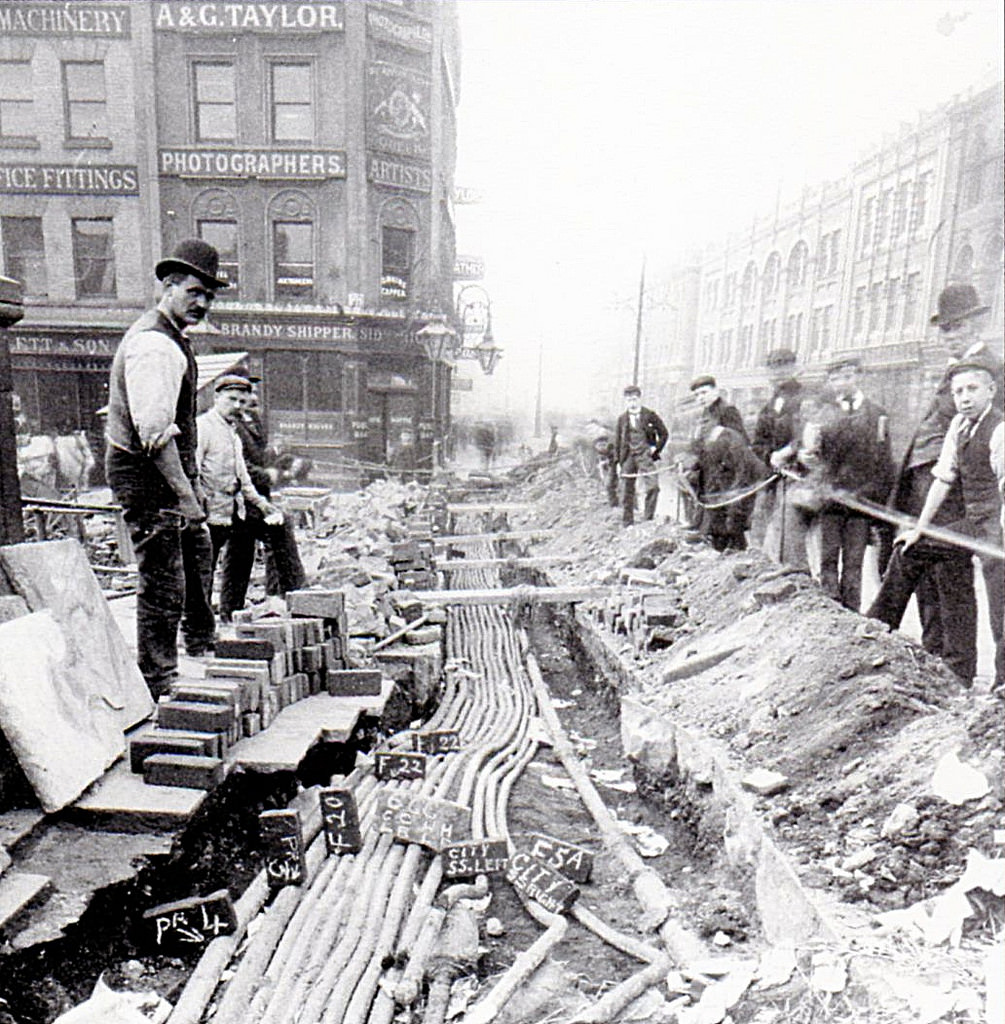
388, 526, 436, 591
129, 589, 352, 790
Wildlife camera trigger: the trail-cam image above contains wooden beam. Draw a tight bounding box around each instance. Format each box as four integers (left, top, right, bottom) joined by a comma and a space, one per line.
445, 503, 531, 514
435, 529, 554, 545
409, 585, 609, 605
439, 556, 572, 571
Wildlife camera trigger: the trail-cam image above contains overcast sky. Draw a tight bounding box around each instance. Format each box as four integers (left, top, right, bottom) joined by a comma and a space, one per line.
452, 0, 1003, 424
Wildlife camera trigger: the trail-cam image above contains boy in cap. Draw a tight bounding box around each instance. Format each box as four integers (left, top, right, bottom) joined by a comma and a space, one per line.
614, 385, 668, 525
105, 239, 227, 696
809, 356, 892, 611
871, 284, 999, 685
871, 357, 1003, 690
689, 374, 748, 440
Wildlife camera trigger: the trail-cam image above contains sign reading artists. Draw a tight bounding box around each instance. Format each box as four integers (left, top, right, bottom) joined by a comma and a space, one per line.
0, 165, 138, 196
366, 62, 431, 160
367, 153, 432, 194
154, 2, 344, 32
159, 149, 345, 180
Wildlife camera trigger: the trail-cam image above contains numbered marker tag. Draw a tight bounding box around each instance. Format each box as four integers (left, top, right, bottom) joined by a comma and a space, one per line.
319, 788, 362, 855
442, 838, 509, 879
141, 890, 237, 952
260, 808, 305, 888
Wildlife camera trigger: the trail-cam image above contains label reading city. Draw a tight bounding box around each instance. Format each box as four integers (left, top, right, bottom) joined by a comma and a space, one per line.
375, 791, 469, 851
506, 851, 579, 914
442, 838, 510, 879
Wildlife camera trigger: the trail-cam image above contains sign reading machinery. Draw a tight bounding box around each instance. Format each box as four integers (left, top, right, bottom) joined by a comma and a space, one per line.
159, 149, 346, 180
154, 2, 343, 32
0, 3, 131, 35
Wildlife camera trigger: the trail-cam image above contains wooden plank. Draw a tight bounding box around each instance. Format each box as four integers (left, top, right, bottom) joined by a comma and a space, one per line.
434, 529, 554, 545
445, 503, 531, 513
439, 556, 573, 571
226, 695, 361, 772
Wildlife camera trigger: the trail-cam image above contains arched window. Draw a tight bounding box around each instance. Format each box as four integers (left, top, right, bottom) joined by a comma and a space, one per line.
268, 190, 316, 301
965, 129, 986, 208
788, 241, 808, 288
762, 252, 781, 298
979, 234, 1003, 320
193, 188, 239, 292
378, 197, 420, 303
741, 261, 757, 307
952, 244, 974, 285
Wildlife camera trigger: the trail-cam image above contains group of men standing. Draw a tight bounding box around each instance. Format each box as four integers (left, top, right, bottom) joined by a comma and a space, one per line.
598, 282, 1002, 692
106, 239, 305, 699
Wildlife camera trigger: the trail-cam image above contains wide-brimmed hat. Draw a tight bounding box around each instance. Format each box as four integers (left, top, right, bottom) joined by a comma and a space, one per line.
764, 348, 797, 368
156, 238, 229, 290
929, 283, 988, 327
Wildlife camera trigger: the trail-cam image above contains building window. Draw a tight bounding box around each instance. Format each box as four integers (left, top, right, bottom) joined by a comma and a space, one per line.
71, 218, 115, 297
194, 62, 236, 142
0, 60, 34, 142
903, 272, 921, 328
859, 197, 875, 255
852, 286, 867, 336
788, 242, 808, 288
910, 173, 931, 234
784, 312, 802, 349
63, 61, 108, 142
819, 231, 841, 277
762, 253, 781, 298
965, 132, 986, 208
723, 272, 737, 308
382, 226, 414, 301
874, 190, 891, 247
2, 216, 47, 296
891, 182, 911, 240
868, 282, 884, 333
270, 62, 313, 142
885, 278, 900, 330
951, 244, 974, 284
739, 324, 754, 365
197, 220, 239, 292
741, 262, 757, 307
273, 221, 314, 300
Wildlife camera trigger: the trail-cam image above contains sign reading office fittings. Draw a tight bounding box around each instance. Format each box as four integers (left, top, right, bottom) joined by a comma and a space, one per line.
0, 3, 131, 36
159, 149, 346, 180
154, 2, 343, 32
0, 164, 138, 195
367, 153, 432, 194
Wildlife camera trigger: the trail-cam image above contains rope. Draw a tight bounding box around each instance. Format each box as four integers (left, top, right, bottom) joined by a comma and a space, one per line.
670, 471, 780, 511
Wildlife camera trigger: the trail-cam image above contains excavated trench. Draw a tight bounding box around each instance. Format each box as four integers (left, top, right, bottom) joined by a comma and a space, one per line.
1, 577, 779, 1024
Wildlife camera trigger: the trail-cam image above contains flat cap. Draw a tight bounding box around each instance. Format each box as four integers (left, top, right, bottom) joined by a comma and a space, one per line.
690, 374, 717, 391
764, 348, 797, 368
214, 373, 253, 393
623, 384, 641, 396
825, 355, 861, 374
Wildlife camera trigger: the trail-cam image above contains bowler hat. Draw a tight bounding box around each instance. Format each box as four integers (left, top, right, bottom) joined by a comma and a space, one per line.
215, 374, 253, 393
929, 283, 988, 327
690, 374, 717, 391
764, 348, 797, 368
947, 355, 998, 380
623, 384, 641, 396
825, 355, 861, 374
156, 238, 229, 290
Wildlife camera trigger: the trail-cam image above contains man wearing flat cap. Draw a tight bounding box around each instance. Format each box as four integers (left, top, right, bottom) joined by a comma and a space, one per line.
105, 239, 228, 696
614, 384, 668, 525
689, 375, 748, 441
753, 348, 810, 569
868, 283, 1000, 686
181, 374, 285, 646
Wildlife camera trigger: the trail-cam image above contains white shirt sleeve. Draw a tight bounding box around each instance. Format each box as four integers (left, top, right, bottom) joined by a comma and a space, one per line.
123, 332, 187, 450
931, 414, 965, 485
990, 421, 1004, 495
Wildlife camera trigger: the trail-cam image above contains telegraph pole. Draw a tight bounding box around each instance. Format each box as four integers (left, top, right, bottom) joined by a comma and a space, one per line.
0, 275, 25, 546
631, 256, 646, 387
533, 342, 543, 438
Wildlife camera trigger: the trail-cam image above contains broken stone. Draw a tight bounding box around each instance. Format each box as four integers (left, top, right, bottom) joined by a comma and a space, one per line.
741, 769, 790, 796
750, 579, 797, 607
881, 802, 919, 838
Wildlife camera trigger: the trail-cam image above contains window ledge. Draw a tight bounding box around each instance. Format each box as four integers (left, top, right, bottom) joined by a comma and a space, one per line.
64, 138, 113, 150
0, 137, 40, 150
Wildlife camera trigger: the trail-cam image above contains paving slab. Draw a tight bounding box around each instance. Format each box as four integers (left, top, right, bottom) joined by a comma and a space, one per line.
0, 809, 45, 853
0, 870, 52, 934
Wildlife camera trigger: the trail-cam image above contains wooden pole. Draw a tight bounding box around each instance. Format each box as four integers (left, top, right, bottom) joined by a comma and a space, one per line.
631, 256, 646, 387
435, 529, 554, 545
408, 585, 610, 605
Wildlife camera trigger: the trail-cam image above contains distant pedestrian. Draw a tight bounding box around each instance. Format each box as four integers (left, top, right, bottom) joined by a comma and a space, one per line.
868, 284, 999, 685
753, 348, 810, 569
614, 385, 668, 525
871, 357, 1003, 691
105, 239, 225, 697
808, 357, 892, 611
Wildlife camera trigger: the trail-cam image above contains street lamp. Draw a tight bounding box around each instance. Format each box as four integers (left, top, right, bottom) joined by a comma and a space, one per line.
415, 321, 459, 467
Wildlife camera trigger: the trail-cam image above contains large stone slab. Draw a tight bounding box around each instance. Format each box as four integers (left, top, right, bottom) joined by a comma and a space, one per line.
0, 612, 126, 811
0, 540, 153, 730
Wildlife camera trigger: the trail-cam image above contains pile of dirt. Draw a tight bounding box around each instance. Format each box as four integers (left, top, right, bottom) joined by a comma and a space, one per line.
502, 455, 1003, 938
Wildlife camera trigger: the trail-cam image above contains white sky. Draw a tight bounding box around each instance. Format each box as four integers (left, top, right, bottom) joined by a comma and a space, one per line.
452, 0, 1004, 424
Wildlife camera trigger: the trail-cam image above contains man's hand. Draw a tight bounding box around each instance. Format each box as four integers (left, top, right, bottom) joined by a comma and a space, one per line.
192, 480, 208, 514
769, 446, 791, 470
263, 504, 284, 527
179, 490, 207, 524
896, 528, 922, 552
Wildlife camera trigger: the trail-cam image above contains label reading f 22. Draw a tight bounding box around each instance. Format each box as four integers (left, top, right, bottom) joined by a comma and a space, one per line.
260, 808, 306, 887
414, 729, 461, 755
523, 833, 594, 883
442, 838, 509, 879
375, 750, 426, 780
141, 890, 237, 952
319, 788, 362, 855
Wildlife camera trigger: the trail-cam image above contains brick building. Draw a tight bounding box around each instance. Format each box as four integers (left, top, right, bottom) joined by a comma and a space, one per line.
1, 0, 460, 476
646, 79, 1003, 457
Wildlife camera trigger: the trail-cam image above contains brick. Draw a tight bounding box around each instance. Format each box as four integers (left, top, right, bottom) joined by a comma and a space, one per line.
214, 637, 275, 661
129, 735, 206, 774
143, 754, 225, 791
156, 701, 234, 735
286, 589, 345, 619
327, 668, 383, 697
170, 682, 241, 709
242, 712, 262, 737
300, 645, 324, 672
642, 595, 679, 627
236, 621, 289, 651
132, 727, 223, 759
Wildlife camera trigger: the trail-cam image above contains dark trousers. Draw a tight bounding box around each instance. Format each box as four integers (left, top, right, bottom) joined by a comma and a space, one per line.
819, 511, 871, 612
179, 523, 222, 654
218, 511, 306, 616
867, 543, 978, 684
602, 460, 619, 507
621, 451, 659, 524
107, 447, 186, 698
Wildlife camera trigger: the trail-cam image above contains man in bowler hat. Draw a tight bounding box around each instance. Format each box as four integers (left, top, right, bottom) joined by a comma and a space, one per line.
614, 385, 668, 525
105, 239, 228, 697
868, 284, 999, 686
